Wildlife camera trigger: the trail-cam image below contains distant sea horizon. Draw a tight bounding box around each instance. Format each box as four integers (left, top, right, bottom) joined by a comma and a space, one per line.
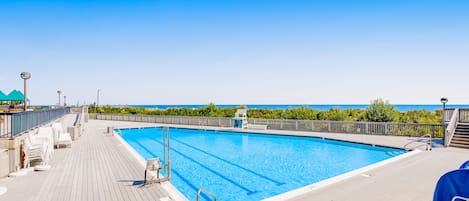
127, 104, 469, 112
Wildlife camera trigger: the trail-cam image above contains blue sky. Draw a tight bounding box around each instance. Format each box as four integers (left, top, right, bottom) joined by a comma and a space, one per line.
1, 0, 468, 105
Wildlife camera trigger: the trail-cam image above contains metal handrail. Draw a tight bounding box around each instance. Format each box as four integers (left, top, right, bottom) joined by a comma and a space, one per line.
162, 127, 171, 181
196, 188, 217, 201
445, 108, 460, 147
404, 134, 432, 151
1, 108, 70, 139
0, 113, 12, 138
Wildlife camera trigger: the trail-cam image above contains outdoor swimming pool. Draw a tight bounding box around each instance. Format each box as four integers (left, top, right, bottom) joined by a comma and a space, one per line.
119, 127, 405, 201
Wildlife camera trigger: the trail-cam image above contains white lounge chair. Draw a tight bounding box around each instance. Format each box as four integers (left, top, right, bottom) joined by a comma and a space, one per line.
23, 136, 48, 168
51, 123, 72, 148
36, 127, 55, 156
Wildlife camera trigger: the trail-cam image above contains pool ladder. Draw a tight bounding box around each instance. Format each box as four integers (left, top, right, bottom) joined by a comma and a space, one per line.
198, 119, 205, 128
196, 188, 216, 201
404, 134, 432, 151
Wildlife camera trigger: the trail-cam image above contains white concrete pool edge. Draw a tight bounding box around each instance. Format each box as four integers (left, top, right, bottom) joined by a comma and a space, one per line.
113, 131, 190, 201
262, 149, 422, 201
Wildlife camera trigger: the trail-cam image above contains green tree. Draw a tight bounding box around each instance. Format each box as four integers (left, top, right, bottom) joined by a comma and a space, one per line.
89, 101, 441, 124
364, 99, 398, 122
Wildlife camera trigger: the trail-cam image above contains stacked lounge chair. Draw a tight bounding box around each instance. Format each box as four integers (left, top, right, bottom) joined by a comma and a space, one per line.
51, 123, 72, 148
23, 135, 49, 168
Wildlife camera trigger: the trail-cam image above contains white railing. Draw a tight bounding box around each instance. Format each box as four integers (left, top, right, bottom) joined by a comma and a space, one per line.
90, 114, 444, 138
445, 108, 460, 147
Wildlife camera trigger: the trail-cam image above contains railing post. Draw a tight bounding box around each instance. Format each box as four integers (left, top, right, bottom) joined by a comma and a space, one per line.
9, 115, 13, 139
295, 120, 298, 130
384, 123, 388, 135
365, 122, 369, 134
328, 121, 331, 132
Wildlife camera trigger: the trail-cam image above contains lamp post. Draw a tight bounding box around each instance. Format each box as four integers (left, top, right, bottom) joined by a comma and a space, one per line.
20, 72, 31, 111
96, 89, 100, 113
57, 90, 62, 106
441, 97, 448, 142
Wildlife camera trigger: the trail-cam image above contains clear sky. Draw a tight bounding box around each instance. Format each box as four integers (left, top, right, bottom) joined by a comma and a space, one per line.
1, 0, 468, 105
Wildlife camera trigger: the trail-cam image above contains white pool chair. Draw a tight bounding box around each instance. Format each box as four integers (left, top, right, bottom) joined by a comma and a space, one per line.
36, 127, 55, 156
51, 123, 72, 148
23, 136, 48, 168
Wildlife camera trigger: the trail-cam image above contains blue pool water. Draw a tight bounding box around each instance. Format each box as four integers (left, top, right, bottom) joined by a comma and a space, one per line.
120, 127, 405, 201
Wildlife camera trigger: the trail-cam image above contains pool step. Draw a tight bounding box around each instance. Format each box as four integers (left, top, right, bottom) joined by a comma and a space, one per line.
449, 123, 469, 149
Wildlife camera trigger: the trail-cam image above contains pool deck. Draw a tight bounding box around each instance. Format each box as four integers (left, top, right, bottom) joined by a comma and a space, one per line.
0, 116, 174, 201
1, 118, 468, 201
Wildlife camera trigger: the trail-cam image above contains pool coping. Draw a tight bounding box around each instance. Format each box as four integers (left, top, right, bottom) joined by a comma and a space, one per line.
113, 130, 190, 201
262, 149, 421, 201
113, 125, 422, 201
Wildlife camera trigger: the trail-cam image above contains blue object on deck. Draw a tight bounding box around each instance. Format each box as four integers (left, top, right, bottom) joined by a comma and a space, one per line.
433, 169, 469, 201
233, 119, 243, 128
460, 160, 469, 169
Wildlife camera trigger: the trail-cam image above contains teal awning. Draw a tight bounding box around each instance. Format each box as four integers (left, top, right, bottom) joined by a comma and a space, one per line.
7, 90, 24, 101
6, 90, 30, 102
0, 90, 7, 101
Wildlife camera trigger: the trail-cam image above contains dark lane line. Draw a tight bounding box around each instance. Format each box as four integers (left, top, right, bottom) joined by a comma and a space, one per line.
139, 135, 258, 195
172, 138, 285, 186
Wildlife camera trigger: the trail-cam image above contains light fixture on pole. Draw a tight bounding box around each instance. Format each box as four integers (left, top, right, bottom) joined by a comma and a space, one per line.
20, 72, 31, 111
96, 89, 100, 113
441, 97, 448, 142
57, 90, 62, 106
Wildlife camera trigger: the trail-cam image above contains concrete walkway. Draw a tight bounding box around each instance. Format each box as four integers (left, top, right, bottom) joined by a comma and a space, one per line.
288, 147, 469, 201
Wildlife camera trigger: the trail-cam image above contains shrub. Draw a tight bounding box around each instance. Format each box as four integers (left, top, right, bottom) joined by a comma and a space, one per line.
364, 99, 399, 122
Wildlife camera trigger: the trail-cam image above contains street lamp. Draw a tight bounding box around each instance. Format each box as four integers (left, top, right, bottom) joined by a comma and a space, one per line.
20, 72, 31, 111
441, 97, 448, 142
57, 90, 62, 106
96, 89, 100, 113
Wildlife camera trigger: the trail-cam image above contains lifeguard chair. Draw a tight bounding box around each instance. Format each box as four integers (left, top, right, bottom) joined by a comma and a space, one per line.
233, 109, 248, 128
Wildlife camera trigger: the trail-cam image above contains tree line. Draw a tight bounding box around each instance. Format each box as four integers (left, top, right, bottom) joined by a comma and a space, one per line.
89, 99, 442, 124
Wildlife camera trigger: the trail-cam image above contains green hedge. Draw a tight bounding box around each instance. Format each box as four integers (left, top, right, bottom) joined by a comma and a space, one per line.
88, 100, 442, 124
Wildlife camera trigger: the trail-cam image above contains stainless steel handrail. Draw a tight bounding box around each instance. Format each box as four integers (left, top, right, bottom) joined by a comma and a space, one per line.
162, 126, 171, 181
196, 188, 217, 201
404, 134, 432, 151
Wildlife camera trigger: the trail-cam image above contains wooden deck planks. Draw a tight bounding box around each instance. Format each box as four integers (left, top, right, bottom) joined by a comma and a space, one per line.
22, 115, 170, 201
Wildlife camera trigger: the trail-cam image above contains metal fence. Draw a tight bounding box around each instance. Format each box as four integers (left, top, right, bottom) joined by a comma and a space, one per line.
0, 108, 70, 139
443, 108, 469, 123
92, 114, 234, 127
0, 113, 12, 138
249, 119, 443, 137
458, 108, 469, 122
91, 113, 444, 138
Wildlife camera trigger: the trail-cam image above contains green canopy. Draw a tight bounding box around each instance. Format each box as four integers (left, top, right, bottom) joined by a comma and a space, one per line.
0, 90, 7, 101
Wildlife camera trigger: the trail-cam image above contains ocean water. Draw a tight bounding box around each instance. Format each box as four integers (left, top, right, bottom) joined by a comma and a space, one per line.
128, 104, 469, 112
